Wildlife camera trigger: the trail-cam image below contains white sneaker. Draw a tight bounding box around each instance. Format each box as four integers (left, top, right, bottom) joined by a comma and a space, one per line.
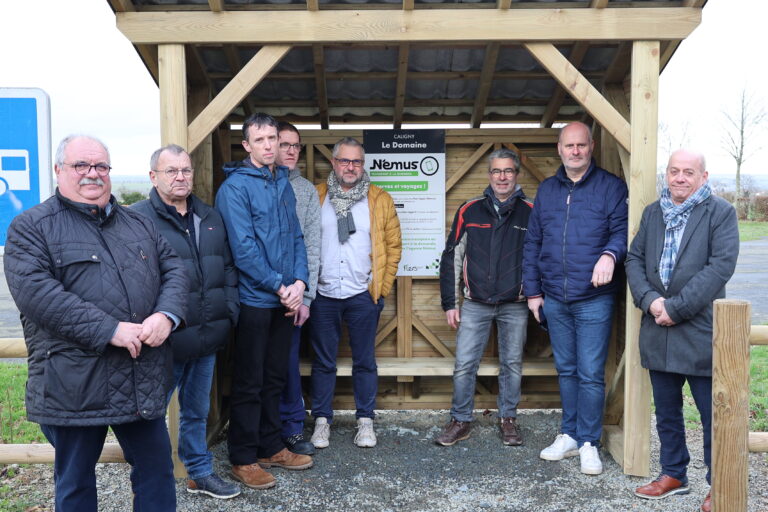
539, 433, 579, 461
311, 417, 330, 449
354, 418, 377, 448
579, 442, 603, 475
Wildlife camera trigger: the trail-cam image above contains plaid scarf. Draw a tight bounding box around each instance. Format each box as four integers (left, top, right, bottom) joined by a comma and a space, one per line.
327, 170, 370, 243
658, 182, 711, 288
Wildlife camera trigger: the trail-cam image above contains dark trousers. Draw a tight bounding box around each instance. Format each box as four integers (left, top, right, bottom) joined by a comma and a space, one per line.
649, 369, 713, 484
280, 325, 307, 438
228, 303, 293, 465
40, 417, 175, 512
310, 291, 383, 421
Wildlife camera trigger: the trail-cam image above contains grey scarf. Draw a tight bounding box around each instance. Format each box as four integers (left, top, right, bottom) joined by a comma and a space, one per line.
327, 170, 370, 243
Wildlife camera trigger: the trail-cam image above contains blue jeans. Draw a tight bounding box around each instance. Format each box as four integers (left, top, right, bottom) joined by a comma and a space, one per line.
41, 418, 175, 512
168, 353, 216, 480
650, 370, 712, 484
543, 293, 615, 446
280, 325, 307, 438
310, 291, 383, 421
451, 300, 528, 422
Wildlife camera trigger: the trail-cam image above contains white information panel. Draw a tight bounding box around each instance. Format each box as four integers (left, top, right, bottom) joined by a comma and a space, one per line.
364, 130, 445, 277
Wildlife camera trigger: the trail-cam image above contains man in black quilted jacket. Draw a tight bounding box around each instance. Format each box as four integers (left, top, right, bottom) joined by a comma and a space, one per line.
4, 135, 187, 512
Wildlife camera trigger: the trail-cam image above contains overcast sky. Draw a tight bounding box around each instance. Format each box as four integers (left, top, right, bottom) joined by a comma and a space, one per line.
0, 0, 765, 177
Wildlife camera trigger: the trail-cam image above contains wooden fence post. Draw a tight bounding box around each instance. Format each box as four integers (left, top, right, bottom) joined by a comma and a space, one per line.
712, 299, 751, 512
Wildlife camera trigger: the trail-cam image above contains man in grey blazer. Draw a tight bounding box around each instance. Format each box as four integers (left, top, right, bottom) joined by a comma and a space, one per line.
625, 149, 739, 512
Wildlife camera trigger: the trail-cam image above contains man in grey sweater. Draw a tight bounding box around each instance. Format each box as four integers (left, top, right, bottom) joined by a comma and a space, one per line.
277, 122, 321, 455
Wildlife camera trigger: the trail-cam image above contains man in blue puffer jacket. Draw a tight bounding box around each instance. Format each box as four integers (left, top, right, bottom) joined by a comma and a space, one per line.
215, 113, 312, 490
523, 122, 628, 476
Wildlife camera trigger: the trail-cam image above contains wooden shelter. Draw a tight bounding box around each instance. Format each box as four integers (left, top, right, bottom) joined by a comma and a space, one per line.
109, 0, 706, 478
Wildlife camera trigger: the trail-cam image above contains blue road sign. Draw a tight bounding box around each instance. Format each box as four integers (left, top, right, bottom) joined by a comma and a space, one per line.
0, 88, 52, 251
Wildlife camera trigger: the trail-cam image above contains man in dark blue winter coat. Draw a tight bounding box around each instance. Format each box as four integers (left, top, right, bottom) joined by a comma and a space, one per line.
523, 122, 628, 476
215, 113, 312, 490
133, 144, 241, 500
5, 135, 187, 512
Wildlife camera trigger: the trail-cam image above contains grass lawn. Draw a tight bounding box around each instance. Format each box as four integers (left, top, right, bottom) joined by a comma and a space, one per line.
681, 345, 768, 431
0, 364, 44, 444
738, 221, 768, 242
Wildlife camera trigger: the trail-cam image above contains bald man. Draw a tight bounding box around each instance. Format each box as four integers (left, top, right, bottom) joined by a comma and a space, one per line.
522, 122, 628, 475
626, 149, 738, 512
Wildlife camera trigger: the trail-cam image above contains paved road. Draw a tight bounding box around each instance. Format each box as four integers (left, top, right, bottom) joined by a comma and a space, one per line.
1, 238, 766, 337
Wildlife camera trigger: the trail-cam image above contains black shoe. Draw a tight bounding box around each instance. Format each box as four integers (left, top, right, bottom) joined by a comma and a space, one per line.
284, 433, 316, 455
186, 473, 241, 499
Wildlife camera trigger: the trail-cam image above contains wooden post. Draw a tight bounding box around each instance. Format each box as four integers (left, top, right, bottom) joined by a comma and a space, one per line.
396, 276, 414, 384
159, 43, 188, 479
712, 299, 751, 512
189, 86, 213, 204
620, 40, 659, 477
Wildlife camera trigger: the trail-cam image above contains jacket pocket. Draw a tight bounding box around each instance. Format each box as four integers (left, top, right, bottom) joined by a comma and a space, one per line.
53, 249, 103, 300
44, 348, 108, 412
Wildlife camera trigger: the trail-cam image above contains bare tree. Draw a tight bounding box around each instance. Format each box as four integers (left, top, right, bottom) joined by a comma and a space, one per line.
722, 88, 766, 205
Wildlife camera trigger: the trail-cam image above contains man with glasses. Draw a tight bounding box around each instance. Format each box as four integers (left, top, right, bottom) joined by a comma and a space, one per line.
132, 144, 240, 499
309, 137, 401, 449
436, 148, 532, 447
4, 135, 187, 511
275, 122, 321, 456
523, 122, 628, 475
215, 113, 312, 490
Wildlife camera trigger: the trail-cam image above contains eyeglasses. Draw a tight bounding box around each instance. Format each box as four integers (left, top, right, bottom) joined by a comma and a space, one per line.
155, 168, 194, 178
65, 162, 112, 176
279, 142, 302, 151
335, 158, 364, 168
489, 168, 518, 177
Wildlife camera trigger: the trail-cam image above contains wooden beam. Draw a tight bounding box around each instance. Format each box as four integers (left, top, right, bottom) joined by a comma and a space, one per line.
712, 300, 751, 512
470, 42, 500, 129
749, 432, 768, 453
0, 338, 25, 358
412, 316, 455, 358
503, 142, 546, 183
525, 42, 631, 152
751, 325, 768, 345
446, 142, 492, 192
211, 69, 602, 82
316, 144, 334, 165
313, 45, 330, 129
622, 40, 660, 478
307, 0, 319, 11
208, 0, 225, 11
0, 443, 125, 465
223, 46, 255, 117
375, 316, 398, 347
396, 277, 414, 382
117, 8, 702, 44
403, 0, 414, 10
603, 425, 624, 469
497, 0, 511, 10
589, 0, 609, 7
187, 45, 291, 152
159, 44, 188, 147
540, 42, 590, 128
393, 43, 409, 129
603, 41, 632, 84
603, 84, 631, 176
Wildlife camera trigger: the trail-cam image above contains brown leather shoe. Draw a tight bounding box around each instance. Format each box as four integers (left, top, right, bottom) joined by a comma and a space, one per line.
500, 417, 522, 446
231, 463, 276, 490
435, 418, 470, 446
634, 474, 690, 500
258, 448, 313, 470
701, 490, 711, 512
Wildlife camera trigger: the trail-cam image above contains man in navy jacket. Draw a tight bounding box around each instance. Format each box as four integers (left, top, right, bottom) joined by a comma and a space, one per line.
523, 122, 628, 475
216, 113, 312, 490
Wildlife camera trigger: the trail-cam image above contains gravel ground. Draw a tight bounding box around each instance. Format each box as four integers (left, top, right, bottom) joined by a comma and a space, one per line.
4, 409, 767, 512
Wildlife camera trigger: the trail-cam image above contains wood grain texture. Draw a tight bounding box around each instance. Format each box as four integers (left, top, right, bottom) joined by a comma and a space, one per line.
712, 299, 751, 512
117, 8, 701, 44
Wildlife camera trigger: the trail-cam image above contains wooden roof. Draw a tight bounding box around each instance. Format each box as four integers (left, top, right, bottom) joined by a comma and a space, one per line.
109, 0, 705, 128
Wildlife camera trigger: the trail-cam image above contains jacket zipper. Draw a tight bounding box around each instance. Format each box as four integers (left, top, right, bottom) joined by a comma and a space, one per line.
562, 186, 574, 302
